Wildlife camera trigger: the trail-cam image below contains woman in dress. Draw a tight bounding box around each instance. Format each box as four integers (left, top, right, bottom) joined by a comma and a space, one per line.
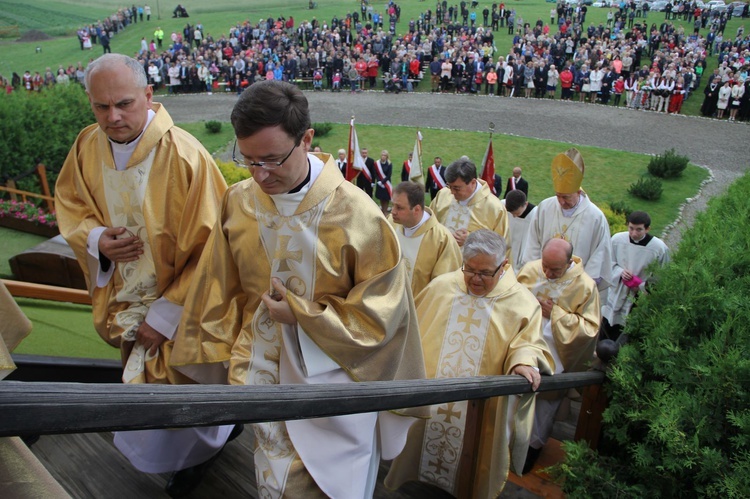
716, 80, 732, 119
700, 76, 721, 117
668, 76, 686, 114
729, 79, 745, 122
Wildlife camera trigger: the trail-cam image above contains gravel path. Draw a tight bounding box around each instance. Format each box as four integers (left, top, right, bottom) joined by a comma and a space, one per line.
164, 91, 748, 248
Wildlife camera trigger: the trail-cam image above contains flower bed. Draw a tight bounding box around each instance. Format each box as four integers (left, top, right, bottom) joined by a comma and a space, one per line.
0, 199, 59, 237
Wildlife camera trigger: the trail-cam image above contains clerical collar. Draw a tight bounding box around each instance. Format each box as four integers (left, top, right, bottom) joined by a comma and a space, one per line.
561, 194, 584, 217
403, 210, 431, 237
109, 109, 156, 171
630, 233, 653, 246
288, 158, 311, 194
458, 180, 482, 206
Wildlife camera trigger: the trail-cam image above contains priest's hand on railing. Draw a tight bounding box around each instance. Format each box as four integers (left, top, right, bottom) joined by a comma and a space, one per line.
99, 226, 143, 263
511, 364, 541, 391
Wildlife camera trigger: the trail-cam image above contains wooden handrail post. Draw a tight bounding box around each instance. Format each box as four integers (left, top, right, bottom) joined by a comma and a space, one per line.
7, 179, 18, 201
457, 398, 486, 499
36, 163, 54, 213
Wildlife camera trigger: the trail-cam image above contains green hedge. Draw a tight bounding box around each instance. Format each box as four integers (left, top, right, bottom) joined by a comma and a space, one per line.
554, 172, 750, 497
0, 84, 93, 193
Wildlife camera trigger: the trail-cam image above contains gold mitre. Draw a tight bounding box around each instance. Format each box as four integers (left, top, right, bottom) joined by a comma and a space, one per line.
551, 148, 585, 194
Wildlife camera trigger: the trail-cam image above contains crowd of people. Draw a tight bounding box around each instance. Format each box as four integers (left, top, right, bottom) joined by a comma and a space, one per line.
4, 1, 749, 119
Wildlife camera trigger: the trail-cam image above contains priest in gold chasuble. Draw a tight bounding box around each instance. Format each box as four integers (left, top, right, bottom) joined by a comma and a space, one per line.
516, 238, 600, 472
385, 230, 553, 498
389, 181, 462, 296
172, 81, 427, 498
430, 157, 510, 256
55, 55, 232, 479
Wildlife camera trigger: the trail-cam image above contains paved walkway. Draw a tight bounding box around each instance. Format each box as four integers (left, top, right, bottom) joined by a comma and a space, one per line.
164, 91, 748, 247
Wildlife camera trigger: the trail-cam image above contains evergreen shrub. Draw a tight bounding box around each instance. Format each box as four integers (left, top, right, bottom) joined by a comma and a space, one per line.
204, 120, 222, 134
0, 84, 93, 193
608, 200, 633, 219
647, 149, 689, 179
553, 172, 750, 497
628, 177, 663, 200
312, 122, 333, 137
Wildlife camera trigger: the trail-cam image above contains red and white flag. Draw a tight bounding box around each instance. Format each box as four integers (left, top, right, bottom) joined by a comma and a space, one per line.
479, 138, 496, 195
346, 118, 370, 182
409, 131, 424, 182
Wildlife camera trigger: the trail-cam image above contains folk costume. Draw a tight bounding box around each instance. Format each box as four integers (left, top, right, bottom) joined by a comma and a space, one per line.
431, 179, 511, 257
385, 268, 554, 498
516, 257, 600, 448
55, 102, 232, 473
389, 207, 462, 296
521, 149, 613, 290
172, 154, 427, 498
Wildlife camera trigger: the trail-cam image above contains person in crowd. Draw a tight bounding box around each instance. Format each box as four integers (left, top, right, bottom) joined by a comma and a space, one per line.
385, 229, 554, 497
504, 166, 529, 198
172, 80, 427, 498
54, 54, 234, 497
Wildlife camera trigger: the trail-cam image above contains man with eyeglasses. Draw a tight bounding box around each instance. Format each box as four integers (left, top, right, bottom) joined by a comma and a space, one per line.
172, 80, 427, 498
430, 157, 510, 254
55, 54, 233, 496
516, 238, 600, 474
386, 229, 553, 497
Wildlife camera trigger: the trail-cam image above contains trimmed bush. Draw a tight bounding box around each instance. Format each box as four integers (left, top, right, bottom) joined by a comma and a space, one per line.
647, 149, 689, 179
628, 177, 663, 201
204, 120, 222, 134
553, 172, 750, 497
608, 200, 633, 219
311, 122, 333, 137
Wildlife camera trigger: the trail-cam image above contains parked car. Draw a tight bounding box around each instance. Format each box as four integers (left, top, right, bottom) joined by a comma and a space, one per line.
706, 0, 728, 12
649, 0, 669, 10
729, 1, 747, 15
592, 0, 614, 6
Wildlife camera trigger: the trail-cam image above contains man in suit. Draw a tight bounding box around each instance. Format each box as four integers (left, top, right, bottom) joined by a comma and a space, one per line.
425, 156, 447, 200
504, 166, 529, 198
356, 147, 377, 198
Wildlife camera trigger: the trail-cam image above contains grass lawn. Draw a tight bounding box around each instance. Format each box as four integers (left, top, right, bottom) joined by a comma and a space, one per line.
1, 0, 744, 118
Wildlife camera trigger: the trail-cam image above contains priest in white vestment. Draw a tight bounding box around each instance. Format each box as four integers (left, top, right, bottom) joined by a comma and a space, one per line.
172, 80, 427, 499
54, 54, 233, 494
601, 210, 670, 341
516, 238, 600, 473
521, 148, 614, 290
389, 181, 462, 296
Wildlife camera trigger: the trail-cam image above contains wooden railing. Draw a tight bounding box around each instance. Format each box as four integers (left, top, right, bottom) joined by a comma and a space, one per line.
0, 372, 604, 436
1, 163, 55, 213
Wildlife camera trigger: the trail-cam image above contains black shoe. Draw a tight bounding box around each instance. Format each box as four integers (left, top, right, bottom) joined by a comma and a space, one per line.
164, 425, 243, 498
522, 446, 543, 475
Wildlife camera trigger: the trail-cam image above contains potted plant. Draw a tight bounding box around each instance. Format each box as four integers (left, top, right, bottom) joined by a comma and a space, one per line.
0, 199, 59, 237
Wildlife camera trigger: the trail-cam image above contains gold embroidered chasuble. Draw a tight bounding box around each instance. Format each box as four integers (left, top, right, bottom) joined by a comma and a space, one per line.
430, 180, 511, 257
390, 207, 462, 296
385, 268, 554, 498
516, 257, 600, 376
521, 193, 614, 289
55, 103, 227, 383
172, 157, 427, 496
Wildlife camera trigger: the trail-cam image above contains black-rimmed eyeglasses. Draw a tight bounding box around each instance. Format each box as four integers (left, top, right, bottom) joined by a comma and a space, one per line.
461, 263, 503, 280
232, 140, 298, 170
